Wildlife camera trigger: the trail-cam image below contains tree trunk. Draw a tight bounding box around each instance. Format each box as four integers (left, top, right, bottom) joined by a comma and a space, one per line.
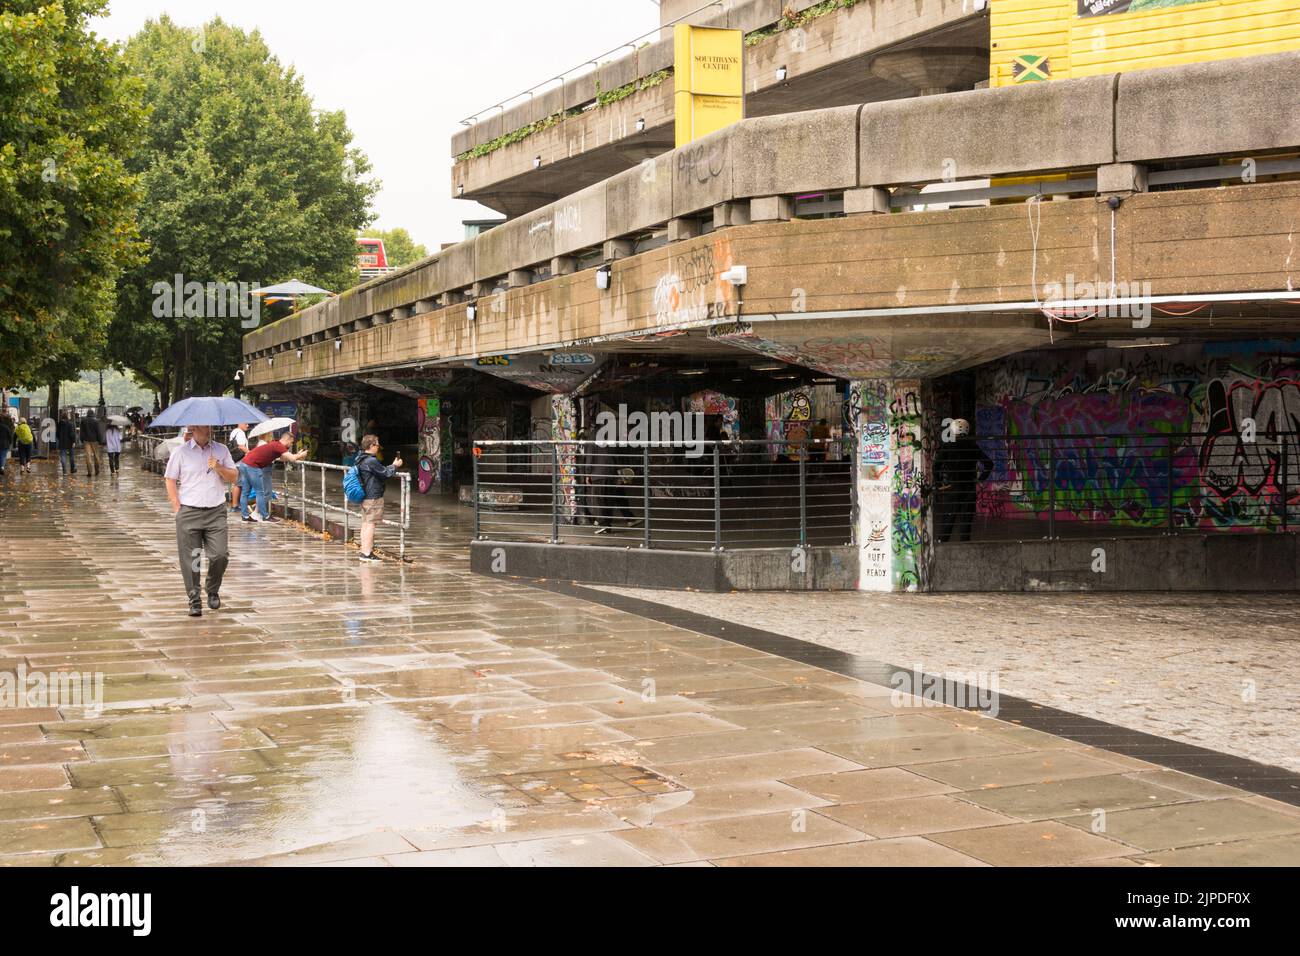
48, 380, 61, 422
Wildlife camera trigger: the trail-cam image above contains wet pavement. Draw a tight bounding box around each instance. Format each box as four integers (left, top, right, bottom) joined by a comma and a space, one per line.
2, 451, 1299, 866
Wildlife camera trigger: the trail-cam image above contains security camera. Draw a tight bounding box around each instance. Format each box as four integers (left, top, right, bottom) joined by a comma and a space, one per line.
1107, 195, 1122, 210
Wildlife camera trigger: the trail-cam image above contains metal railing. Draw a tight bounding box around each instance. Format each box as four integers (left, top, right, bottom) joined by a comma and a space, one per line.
474, 439, 851, 550
954, 431, 1299, 542
135, 440, 411, 559
276, 459, 411, 559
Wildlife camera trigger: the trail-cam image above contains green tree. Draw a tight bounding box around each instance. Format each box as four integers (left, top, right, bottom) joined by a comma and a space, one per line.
109, 16, 378, 403
363, 226, 428, 268
0, 0, 145, 391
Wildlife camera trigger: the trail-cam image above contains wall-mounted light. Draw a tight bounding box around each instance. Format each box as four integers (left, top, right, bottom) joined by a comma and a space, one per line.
595, 264, 612, 291
267, 356, 274, 367
776, 66, 788, 82
533, 156, 542, 169
296, 348, 303, 359
466, 302, 478, 322
457, 184, 465, 196
333, 338, 343, 351
720, 265, 748, 286
635, 117, 645, 133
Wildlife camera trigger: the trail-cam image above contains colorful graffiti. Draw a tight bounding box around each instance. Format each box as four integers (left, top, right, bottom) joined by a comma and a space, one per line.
417, 397, 441, 495
890, 383, 928, 592
551, 394, 577, 518
976, 343, 1300, 530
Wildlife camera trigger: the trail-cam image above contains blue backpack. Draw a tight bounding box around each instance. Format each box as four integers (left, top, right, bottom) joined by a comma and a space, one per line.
343, 465, 366, 503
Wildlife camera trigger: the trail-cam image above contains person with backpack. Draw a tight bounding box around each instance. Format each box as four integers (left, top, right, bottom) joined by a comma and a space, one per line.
228, 422, 250, 512
352, 434, 403, 562
0, 415, 13, 476
14, 418, 34, 473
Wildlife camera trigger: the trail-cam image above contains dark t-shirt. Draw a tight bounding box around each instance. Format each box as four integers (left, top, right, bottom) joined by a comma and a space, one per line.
242, 440, 288, 469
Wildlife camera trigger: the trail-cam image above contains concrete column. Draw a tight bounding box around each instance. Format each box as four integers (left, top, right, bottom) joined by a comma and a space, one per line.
668, 217, 701, 243
603, 238, 635, 260
851, 379, 932, 592
1096, 162, 1149, 197
844, 187, 892, 216
713, 202, 750, 229
749, 195, 793, 223
417, 396, 447, 494
551, 394, 577, 522
551, 256, 577, 276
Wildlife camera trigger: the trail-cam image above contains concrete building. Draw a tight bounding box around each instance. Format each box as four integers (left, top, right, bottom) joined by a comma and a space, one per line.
244, 1, 1300, 594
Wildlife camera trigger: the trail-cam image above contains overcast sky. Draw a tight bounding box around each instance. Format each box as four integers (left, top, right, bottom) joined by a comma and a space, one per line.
91, 0, 663, 250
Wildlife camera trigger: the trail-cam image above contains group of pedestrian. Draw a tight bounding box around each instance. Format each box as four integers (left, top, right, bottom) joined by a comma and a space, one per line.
0, 415, 34, 475
163, 424, 402, 615
54, 410, 124, 477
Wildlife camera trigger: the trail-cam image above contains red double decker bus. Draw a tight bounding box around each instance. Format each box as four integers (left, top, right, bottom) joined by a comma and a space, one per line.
357, 238, 391, 279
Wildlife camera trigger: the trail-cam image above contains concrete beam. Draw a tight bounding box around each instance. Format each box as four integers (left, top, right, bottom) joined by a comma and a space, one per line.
713, 202, 751, 229
551, 256, 577, 276
844, 187, 891, 216
749, 195, 793, 222
1096, 163, 1149, 196
668, 217, 702, 243
603, 238, 635, 260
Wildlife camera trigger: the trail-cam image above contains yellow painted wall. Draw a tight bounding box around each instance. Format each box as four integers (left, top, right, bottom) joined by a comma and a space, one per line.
991, 0, 1300, 86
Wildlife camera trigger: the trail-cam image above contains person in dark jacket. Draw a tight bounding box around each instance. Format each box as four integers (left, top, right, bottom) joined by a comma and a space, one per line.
80, 413, 104, 477
354, 434, 403, 562
56, 412, 77, 475
0, 415, 13, 475
933, 418, 994, 543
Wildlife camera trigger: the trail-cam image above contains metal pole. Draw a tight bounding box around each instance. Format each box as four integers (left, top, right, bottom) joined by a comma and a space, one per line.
399, 476, 407, 559
473, 445, 481, 539
1047, 443, 1056, 540
550, 444, 559, 544
320, 467, 326, 535
799, 452, 807, 548
642, 445, 651, 549
713, 442, 722, 551
1282, 438, 1289, 533
1167, 434, 1175, 534
343, 476, 349, 546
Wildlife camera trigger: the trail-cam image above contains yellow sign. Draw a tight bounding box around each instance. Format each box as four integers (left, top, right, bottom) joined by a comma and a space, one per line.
991, 0, 1300, 87
674, 25, 744, 147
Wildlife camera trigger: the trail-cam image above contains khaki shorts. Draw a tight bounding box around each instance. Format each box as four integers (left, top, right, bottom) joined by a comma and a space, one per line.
360, 497, 385, 526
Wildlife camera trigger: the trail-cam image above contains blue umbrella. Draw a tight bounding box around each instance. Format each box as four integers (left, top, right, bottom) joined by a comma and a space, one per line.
149, 397, 268, 429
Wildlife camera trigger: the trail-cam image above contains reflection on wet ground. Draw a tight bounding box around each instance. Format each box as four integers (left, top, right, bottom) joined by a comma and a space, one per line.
2, 454, 1299, 866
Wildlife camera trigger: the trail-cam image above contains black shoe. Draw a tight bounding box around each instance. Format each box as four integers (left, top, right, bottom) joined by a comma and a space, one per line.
359, 552, 380, 562
188, 603, 202, 617
208, 593, 221, 610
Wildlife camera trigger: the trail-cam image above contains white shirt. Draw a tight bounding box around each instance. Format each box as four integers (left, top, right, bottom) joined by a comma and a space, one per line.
230, 427, 248, 450
164, 439, 236, 508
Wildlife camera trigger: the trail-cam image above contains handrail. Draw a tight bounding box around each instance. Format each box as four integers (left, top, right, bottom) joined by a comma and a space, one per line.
458, 1, 723, 127
278, 458, 412, 559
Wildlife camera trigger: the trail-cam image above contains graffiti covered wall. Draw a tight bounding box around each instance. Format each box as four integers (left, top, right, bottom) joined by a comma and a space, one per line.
853, 379, 931, 592
975, 341, 1300, 530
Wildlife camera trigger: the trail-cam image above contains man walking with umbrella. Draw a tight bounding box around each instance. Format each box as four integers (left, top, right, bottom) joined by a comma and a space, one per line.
154, 397, 265, 617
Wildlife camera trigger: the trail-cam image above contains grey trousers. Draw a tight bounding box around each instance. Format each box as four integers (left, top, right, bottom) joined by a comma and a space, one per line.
176, 504, 229, 602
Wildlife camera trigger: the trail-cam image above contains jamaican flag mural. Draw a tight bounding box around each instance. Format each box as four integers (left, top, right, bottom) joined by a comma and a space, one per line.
1078, 0, 1214, 15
